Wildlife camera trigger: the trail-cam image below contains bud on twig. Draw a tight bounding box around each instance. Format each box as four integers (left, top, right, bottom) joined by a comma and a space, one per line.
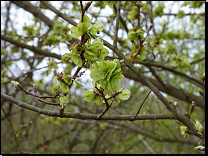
83, 2, 92, 13
188, 101, 195, 118
33, 84, 37, 95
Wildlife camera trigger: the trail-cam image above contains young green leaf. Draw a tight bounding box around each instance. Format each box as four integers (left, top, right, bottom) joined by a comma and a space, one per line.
77, 22, 87, 35
79, 15, 91, 28
89, 23, 103, 35
180, 126, 187, 135
117, 89, 131, 100
82, 90, 95, 102
74, 80, 84, 87
194, 119, 203, 135
59, 96, 69, 108
71, 26, 83, 38
11, 81, 20, 88
59, 82, 69, 93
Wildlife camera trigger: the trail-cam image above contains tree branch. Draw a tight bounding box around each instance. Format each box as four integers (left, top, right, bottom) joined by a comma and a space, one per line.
121, 67, 205, 108
40, 1, 77, 26
1, 35, 62, 60
137, 59, 203, 89
11, 1, 54, 29
1, 92, 176, 121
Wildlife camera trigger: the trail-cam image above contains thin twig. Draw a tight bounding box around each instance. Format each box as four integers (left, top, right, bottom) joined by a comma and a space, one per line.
130, 90, 152, 121
94, 84, 109, 107
16, 84, 60, 105
97, 97, 114, 120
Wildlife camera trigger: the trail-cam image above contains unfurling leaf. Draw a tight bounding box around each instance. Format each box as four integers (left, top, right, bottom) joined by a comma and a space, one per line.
59, 96, 69, 108
11, 81, 20, 88
74, 80, 84, 87
59, 83, 69, 93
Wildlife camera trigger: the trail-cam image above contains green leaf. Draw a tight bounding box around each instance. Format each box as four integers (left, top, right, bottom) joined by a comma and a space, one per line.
59, 96, 69, 108
118, 89, 131, 100
62, 73, 72, 85
71, 26, 82, 38
177, 10, 185, 18
72, 43, 79, 53
194, 119, 203, 135
79, 15, 91, 28
127, 30, 137, 40
140, 51, 147, 60
74, 80, 84, 87
109, 78, 121, 92
77, 22, 86, 35
82, 90, 95, 102
11, 81, 20, 88
53, 76, 58, 88
180, 126, 187, 135
89, 23, 103, 35
90, 63, 105, 81
71, 54, 82, 67
113, 98, 120, 104
59, 82, 69, 93
100, 48, 109, 58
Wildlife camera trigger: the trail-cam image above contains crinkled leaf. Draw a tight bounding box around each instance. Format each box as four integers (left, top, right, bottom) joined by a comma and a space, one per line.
62, 73, 72, 85
90, 63, 105, 81
59, 82, 69, 93
59, 96, 69, 108
89, 23, 103, 35
109, 78, 121, 92
118, 89, 131, 100
82, 90, 95, 102
71, 54, 82, 67
107, 61, 117, 81
71, 26, 82, 38
77, 22, 86, 35
100, 48, 109, 58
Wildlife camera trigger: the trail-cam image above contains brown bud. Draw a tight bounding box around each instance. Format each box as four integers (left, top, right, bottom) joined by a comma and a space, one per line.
83, 2, 92, 12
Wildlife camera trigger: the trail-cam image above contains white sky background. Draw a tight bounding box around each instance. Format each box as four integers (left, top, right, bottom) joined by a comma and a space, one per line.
1, 1, 205, 95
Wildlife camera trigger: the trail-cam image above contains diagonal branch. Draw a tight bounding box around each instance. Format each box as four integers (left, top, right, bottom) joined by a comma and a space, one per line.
101, 39, 200, 138
11, 1, 54, 29
40, 1, 77, 26
121, 67, 205, 108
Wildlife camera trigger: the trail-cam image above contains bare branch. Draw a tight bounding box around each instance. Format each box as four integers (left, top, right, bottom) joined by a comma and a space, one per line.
1, 35, 62, 60
121, 67, 205, 108
1, 92, 176, 121
11, 1, 54, 29
40, 1, 77, 26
